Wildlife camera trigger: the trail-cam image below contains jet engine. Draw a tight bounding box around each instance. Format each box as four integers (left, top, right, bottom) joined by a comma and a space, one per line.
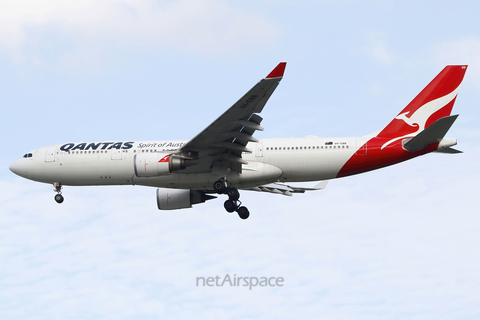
134, 153, 186, 177
156, 188, 216, 210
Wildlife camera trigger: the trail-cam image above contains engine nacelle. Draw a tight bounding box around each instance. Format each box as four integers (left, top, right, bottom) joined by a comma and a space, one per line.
156, 188, 216, 210
134, 153, 185, 177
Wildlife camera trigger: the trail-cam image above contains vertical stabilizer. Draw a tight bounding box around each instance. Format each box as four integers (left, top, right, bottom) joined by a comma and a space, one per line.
377, 65, 467, 149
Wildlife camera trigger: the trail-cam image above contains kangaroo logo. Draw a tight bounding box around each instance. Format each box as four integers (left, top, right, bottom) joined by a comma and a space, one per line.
159, 155, 170, 163
380, 85, 461, 149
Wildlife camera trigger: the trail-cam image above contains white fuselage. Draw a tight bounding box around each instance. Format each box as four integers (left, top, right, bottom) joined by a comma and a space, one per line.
12, 137, 359, 190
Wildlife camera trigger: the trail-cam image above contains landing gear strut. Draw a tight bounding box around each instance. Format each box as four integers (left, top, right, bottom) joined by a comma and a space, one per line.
214, 179, 250, 220
53, 182, 64, 204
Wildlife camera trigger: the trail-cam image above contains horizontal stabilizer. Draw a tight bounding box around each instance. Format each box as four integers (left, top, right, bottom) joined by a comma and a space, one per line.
434, 147, 463, 154
403, 115, 458, 152
244, 181, 328, 196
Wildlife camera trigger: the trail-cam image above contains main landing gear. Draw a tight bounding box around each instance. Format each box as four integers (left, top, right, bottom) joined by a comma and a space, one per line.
53, 182, 64, 204
214, 179, 250, 220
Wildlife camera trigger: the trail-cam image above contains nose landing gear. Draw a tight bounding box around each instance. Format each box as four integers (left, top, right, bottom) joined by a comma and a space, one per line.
214, 180, 250, 220
53, 182, 64, 204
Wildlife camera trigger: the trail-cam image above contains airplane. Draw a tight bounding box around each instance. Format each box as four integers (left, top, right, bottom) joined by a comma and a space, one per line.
9, 63, 467, 219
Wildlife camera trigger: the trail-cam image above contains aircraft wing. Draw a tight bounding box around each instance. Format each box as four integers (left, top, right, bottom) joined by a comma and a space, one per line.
243, 181, 328, 196
179, 62, 286, 174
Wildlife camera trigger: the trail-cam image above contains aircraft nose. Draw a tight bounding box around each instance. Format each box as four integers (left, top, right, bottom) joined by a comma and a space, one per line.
9, 159, 29, 179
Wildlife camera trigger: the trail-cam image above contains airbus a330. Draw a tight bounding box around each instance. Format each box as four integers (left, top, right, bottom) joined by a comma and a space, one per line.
10, 63, 467, 219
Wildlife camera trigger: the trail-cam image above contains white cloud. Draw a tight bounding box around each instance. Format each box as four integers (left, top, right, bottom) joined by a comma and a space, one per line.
0, 0, 279, 64
364, 32, 397, 64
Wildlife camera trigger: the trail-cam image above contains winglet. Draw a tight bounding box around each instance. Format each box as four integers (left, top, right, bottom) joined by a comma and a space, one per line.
265, 62, 287, 79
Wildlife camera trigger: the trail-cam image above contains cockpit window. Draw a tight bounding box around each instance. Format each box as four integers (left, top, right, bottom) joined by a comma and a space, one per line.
23, 153, 33, 158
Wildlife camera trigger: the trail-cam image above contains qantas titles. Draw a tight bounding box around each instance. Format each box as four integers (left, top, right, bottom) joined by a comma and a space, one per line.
60, 141, 186, 152
60, 142, 133, 151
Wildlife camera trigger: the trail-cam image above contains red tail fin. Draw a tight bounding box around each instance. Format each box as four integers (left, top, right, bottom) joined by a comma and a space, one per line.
377, 66, 467, 142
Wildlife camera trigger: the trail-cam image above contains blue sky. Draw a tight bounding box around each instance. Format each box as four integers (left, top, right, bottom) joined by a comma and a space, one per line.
1, 1, 480, 319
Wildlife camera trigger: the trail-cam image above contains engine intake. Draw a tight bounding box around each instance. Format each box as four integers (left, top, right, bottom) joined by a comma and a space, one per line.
134, 153, 186, 177
156, 189, 216, 210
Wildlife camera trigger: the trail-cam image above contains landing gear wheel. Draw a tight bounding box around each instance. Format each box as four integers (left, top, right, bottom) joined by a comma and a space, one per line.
224, 200, 237, 213
53, 182, 64, 204
237, 206, 250, 220
213, 180, 226, 194
227, 188, 240, 201
54, 194, 64, 204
